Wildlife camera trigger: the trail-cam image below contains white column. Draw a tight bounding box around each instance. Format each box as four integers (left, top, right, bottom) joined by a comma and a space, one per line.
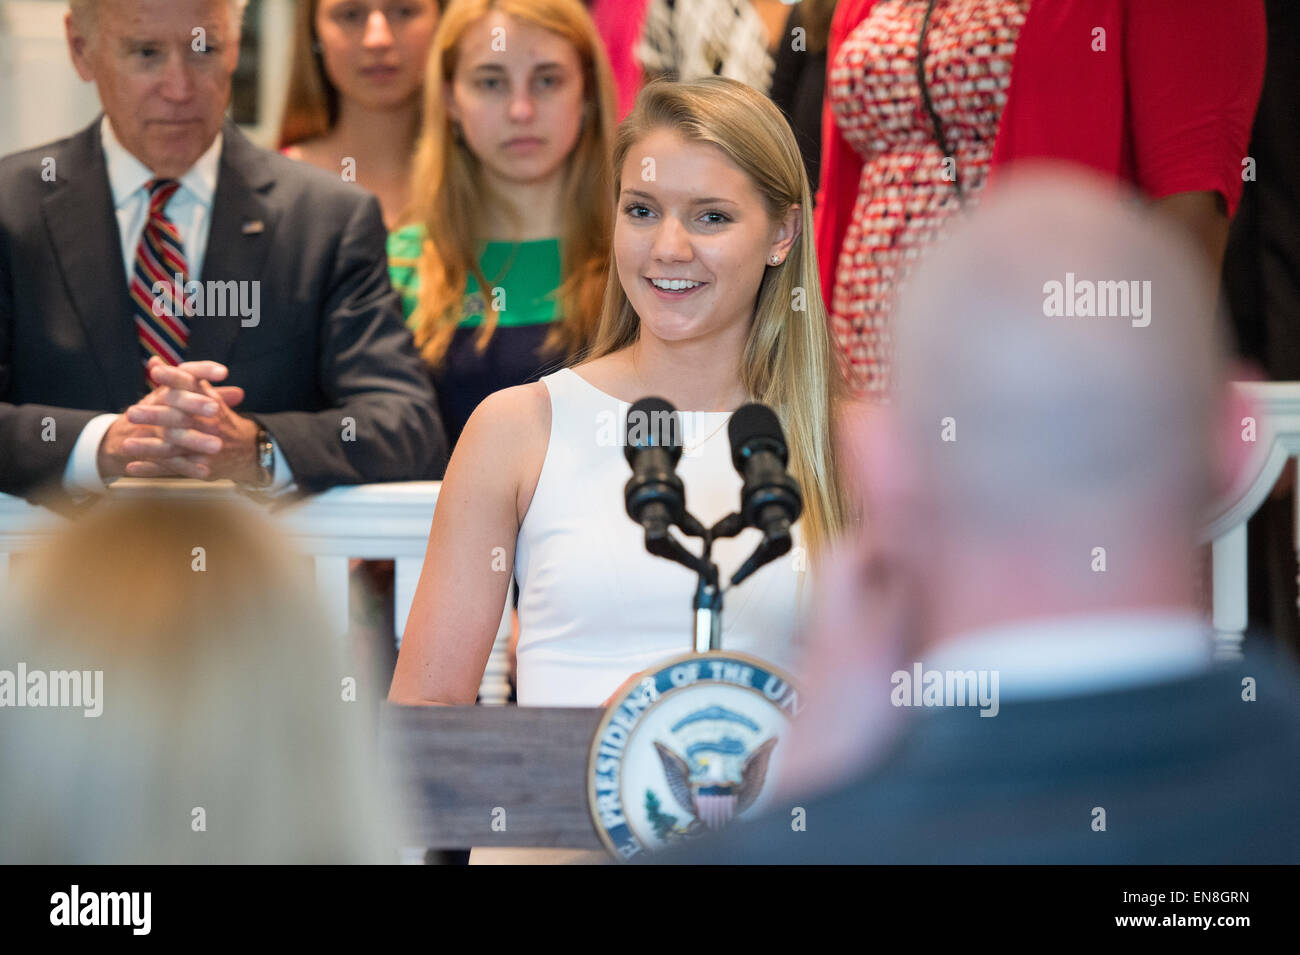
1211, 523, 1248, 662
393, 555, 422, 648
478, 579, 515, 705
0, 1, 102, 156
314, 555, 351, 646
1294, 483, 1300, 638
246, 0, 293, 148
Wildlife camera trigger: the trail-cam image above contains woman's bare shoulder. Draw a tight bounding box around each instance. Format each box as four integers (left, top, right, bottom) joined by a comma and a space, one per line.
476, 382, 553, 523
442, 381, 554, 525
461, 381, 552, 448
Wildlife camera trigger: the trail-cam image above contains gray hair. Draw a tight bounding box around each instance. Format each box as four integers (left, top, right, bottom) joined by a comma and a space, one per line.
69, 0, 249, 34
891, 168, 1228, 548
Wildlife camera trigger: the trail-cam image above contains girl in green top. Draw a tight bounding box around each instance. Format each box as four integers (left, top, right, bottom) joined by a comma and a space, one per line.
397, 0, 619, 447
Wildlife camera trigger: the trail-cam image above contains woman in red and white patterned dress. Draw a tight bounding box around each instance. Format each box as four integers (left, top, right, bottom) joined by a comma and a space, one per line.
816, 0, 1266, 398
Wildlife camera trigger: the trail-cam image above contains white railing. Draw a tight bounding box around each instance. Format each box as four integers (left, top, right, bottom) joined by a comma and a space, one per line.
2, 381, 1299, 675
1201, 382, 1300, 660
0, 479, 515, 704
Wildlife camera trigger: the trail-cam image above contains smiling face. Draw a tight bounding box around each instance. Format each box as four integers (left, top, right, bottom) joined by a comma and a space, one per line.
66, 0, 240, 178
616, 127, 799, 348
445, 11, 585, 188
315, 0, 438, 112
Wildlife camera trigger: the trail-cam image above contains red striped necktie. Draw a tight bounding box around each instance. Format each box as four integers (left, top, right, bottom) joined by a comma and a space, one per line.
130, 178, 191, 366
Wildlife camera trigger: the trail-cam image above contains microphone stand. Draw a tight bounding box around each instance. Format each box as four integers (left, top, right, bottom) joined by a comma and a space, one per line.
638, 511, 792, 653
691, 540, 723, 654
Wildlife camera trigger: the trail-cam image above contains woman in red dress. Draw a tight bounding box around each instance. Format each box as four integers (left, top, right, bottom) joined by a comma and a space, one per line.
816, 0, 1266, 398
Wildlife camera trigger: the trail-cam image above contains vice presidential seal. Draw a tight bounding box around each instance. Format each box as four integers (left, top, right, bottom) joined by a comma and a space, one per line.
587, 651, 801, 861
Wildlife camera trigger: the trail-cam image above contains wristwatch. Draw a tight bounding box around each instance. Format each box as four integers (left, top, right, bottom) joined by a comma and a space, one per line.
249, 427, 275, 489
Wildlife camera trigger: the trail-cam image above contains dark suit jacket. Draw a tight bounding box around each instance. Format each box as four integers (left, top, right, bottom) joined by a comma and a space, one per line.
658, 642, 1300, 864
0, 117, 448, 509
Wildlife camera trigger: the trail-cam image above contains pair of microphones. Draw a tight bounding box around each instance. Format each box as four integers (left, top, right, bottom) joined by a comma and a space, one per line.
623, 397, 803, 588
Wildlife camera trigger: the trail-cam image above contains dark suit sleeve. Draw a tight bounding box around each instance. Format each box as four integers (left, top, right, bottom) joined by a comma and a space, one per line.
0, 211, 99, 502
248, 195, 448, 490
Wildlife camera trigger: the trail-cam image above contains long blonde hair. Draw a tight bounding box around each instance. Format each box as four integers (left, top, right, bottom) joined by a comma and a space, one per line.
0, 497, 401, 862
589, 78, 851, 557
406, 0, 617, 367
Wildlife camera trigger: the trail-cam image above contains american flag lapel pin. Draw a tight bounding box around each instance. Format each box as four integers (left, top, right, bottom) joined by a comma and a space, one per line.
242, 220, 265, 235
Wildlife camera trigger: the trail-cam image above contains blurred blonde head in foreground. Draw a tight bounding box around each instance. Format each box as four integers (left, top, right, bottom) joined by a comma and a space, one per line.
0, 495, 401, 863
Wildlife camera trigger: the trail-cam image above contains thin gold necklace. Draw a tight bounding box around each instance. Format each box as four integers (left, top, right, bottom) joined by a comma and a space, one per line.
671, 409, 733, 456
630, 350, 737, 454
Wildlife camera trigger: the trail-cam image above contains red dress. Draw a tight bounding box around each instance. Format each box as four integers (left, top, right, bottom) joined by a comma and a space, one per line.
816, 0, 1267, 397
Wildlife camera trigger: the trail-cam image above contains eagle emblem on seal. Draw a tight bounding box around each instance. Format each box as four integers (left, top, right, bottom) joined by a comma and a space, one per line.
647, 705, 779, 838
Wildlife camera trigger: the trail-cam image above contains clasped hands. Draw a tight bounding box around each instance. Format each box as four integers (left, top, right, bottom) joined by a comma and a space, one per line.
97, 357, 261, 484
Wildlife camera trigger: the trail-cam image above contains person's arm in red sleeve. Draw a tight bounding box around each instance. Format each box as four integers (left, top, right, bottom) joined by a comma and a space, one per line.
814, 0, 873, 311
1125, 0, 1266, 271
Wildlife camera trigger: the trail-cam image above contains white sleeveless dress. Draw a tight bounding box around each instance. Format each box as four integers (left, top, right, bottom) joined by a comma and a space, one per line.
467, 367, 813, 865
515, 367, 811, 705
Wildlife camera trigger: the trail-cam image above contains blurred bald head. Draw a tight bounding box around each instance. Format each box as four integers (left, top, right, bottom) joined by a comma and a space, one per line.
891, 168, 1227, 548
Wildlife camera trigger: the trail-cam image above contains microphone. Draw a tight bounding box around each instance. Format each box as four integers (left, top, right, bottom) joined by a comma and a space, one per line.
624, 397, 686, 540
728, 403, 803, 544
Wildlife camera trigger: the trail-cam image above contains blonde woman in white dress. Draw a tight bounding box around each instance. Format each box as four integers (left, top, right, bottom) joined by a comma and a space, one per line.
390, 77, 856, 863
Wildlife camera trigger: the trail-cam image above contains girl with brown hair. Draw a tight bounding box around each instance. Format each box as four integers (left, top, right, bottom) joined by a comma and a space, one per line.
278, 0, 442, 229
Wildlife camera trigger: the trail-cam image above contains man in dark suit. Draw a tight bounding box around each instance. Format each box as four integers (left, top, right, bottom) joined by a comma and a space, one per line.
0, 0, 447, 511
661, 169, 1300, 864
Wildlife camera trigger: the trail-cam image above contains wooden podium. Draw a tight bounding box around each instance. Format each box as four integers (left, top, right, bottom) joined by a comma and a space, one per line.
381, 704, 607, 850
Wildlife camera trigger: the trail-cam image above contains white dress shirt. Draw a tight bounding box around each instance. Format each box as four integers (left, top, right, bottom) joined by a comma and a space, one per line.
63, 117, 292, 495
924, 610, 1214, 703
